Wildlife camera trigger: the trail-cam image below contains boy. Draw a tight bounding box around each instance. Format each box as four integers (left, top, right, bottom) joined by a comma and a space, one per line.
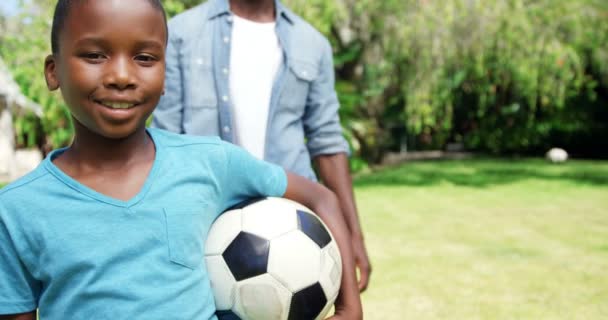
0, 1, 362, 319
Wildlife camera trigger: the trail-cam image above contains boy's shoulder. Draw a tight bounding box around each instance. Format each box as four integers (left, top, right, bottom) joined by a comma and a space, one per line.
149, 127, 224, 149
0, 164, 49, 204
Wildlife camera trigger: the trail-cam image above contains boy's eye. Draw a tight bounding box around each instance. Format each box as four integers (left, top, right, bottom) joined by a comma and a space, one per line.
80, 52, 106, 61
134, 54, 158, 64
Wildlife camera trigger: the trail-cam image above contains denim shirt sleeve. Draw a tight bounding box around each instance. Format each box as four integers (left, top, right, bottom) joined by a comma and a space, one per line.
152, 21, 184, 133
302, 39, 350, 158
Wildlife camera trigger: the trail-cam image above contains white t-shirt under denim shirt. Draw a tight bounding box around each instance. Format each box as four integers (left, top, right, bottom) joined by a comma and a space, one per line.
229, 14, 283, 159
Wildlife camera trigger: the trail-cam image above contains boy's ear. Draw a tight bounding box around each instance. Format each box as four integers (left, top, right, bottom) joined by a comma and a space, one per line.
44, 55, 60, 91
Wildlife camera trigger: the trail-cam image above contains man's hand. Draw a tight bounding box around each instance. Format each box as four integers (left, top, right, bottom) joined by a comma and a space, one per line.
352, 233, 372, 292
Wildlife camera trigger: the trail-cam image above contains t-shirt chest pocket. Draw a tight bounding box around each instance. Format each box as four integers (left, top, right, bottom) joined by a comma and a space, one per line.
164, 206, 211, 269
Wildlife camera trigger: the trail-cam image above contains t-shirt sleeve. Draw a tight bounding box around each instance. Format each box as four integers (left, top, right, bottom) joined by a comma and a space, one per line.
0, 212, 39, 315
220, 142, 288, 211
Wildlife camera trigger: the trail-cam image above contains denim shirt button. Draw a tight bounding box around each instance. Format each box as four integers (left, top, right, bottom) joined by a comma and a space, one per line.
222, 95, 229, 102
223, 68, 229, 75
223, 36, 230, 44
223, 126, 231, 133
195, 58, 204, 65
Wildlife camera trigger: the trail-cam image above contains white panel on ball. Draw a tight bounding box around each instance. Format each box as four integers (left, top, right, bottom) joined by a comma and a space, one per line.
241, 199, 298, 240
318, 242, 342, 301
205, 209, 242, 255
233, 274, 292, 320
205, 255, 237, 311
268, 231, 321, 292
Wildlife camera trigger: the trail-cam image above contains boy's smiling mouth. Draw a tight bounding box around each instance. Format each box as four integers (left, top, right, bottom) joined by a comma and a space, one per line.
94, 99, 140, 109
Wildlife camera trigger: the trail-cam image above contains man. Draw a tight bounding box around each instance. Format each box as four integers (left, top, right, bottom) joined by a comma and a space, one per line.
152, 0, 371, 291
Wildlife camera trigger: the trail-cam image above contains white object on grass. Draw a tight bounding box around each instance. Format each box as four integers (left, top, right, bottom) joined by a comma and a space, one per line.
546, 148, 568, 163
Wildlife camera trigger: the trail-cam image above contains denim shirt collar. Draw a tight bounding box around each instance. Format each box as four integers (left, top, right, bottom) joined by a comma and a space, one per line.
207, 0, 295, 25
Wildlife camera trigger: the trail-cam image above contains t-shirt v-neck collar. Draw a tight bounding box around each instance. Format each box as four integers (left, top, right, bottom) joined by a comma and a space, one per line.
43, 129, 162, 208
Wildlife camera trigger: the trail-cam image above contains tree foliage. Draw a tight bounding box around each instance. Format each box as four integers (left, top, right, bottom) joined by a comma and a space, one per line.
288, 0, 608, 160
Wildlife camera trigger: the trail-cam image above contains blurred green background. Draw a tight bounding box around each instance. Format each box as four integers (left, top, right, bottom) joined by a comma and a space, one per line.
2, 0, 607, 169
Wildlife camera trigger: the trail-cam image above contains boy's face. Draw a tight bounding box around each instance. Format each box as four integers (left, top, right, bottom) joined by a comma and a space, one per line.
44, 0, 167, 139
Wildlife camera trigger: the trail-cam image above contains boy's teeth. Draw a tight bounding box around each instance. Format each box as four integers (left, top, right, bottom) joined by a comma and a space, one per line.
103, 102, 134, 109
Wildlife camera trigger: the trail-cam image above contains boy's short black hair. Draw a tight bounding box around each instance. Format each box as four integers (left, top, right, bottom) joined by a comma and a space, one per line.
51, 0, 168, 54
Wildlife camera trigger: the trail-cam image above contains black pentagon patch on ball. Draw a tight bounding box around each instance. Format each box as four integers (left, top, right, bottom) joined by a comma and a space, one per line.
296, 210, 331, 248
227, 197, 267, 210
216, 310, 242, 320
223, 232, 270, 281
288, 282, 328, 320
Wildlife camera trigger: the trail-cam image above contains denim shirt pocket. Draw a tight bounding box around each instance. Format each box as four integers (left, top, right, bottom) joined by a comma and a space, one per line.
164, 206, 209, 269
183, 57, 217, 109
181, 58, 220, 135
279, 59, 319, 111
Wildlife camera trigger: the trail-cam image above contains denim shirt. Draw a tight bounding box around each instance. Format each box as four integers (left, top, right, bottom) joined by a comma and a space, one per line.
152, 0, 349, 181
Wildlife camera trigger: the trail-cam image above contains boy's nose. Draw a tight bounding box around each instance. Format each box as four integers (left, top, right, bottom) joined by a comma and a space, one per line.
104, 57, 137, 90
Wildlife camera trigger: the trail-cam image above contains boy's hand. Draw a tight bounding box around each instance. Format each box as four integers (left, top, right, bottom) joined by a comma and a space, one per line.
0, 311, 36, 320
352, 234, 372, 292
327, 314, 362, 320
327, 300, 363, 320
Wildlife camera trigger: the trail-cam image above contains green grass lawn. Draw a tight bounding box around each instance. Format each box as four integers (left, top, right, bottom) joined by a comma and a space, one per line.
355, 158, 608, 319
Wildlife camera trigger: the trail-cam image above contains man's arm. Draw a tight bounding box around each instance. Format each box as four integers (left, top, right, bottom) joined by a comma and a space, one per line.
283, 172, 362, 320
0, 311, 36, 320
315, 153, 372, 292
303, 38, 372, 291
151, 20, 184, 133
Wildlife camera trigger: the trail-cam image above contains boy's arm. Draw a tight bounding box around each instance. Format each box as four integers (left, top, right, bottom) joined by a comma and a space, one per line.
315, 153, 372, 292
0, 311, 36, 320
283, 172, 362, 320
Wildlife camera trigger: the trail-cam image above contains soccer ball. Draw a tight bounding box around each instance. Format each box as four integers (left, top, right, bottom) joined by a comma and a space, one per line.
205, 197, 342, 320
546, 147, 568, 163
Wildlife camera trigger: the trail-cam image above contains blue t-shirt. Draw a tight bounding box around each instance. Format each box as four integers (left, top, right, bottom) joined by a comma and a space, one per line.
0, 128, 287, 319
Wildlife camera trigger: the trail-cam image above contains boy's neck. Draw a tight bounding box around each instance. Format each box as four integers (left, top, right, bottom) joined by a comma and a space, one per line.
60, 125, 154, 171
52, 124, 156, 202
229, 0, 276, 23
